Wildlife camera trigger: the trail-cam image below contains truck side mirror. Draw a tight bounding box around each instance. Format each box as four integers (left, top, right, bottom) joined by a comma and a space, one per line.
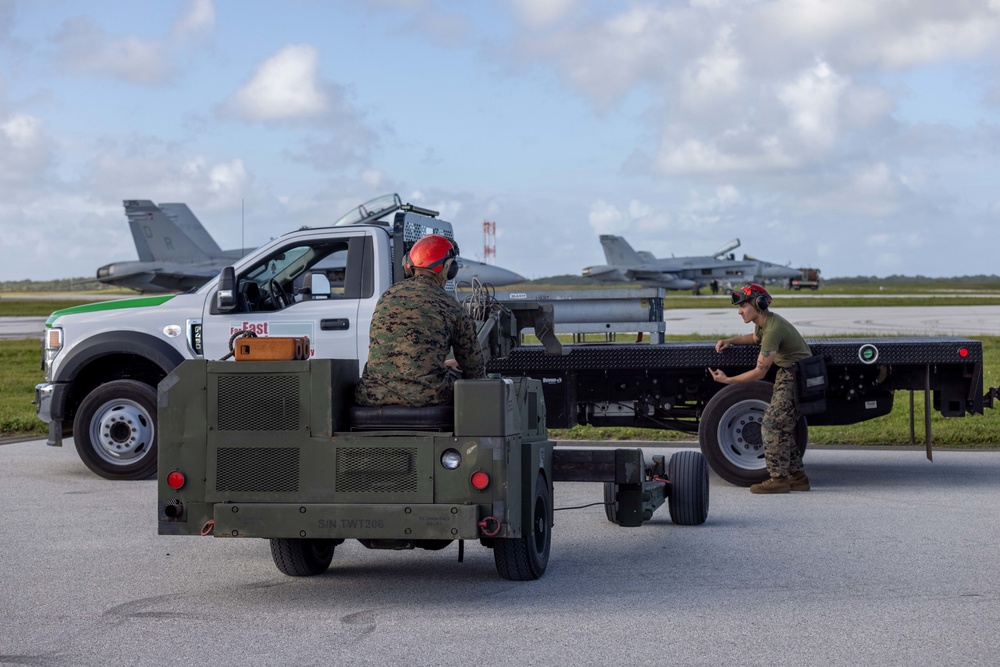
217, 267, 237, 312
302, 271, 331, 300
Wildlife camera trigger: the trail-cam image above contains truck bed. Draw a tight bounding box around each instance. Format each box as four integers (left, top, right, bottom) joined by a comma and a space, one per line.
487, 337, 984, 430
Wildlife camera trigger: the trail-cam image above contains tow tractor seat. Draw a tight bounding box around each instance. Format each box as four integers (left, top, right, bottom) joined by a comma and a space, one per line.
348, 404, 454, 432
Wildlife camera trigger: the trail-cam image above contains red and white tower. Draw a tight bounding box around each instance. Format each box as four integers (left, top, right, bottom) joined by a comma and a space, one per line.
483, 220, 496, 265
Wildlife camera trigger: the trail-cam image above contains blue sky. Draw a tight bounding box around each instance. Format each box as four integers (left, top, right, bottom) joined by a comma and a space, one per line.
2, 0, 1000, 282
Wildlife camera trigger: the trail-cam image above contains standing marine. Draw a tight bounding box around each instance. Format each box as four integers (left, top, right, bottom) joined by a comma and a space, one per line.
708, 283, 812, 494
355, 234, 485, 407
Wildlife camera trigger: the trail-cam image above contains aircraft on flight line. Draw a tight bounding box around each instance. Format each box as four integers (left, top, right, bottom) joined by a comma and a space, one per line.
97, 197, 526, 293
96, 200, 247, 293
581, 235, 801, 290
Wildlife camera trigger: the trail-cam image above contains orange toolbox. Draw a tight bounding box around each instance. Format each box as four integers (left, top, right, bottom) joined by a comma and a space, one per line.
234, 336, 311, 361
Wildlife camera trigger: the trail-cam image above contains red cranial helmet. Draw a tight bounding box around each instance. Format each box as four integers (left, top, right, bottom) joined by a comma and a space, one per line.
403, 234, 460, 279
731, 282, 772, 310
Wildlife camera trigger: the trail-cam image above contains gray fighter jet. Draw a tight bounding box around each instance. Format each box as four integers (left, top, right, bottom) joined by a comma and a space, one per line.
582, 235, 756, 290
96, 200, 247, 293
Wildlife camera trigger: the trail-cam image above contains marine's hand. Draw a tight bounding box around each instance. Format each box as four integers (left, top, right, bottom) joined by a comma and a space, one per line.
715, 339, 730, 353
444, 359, 462, 371
708, 367, 729, 384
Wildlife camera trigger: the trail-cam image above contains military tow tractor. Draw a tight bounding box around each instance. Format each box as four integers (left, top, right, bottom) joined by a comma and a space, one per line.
156, 353, 710, 580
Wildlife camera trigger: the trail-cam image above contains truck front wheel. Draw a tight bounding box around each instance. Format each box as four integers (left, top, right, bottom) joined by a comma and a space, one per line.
494, 472, 552, 581
699, 381, 807, 487
73, 380, 158, 480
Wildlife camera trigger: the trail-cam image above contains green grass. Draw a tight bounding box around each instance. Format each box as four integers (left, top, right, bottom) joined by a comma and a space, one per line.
0, 339, 47, 435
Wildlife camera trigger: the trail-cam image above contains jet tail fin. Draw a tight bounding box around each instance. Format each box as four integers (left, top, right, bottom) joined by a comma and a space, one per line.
159, 203, 225, 257
599, 235, 645, 267
123, 200, 214, 263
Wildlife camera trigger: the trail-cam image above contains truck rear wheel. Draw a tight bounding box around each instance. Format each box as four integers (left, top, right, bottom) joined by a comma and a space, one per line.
667, 450, 709, 525
699, 381, 807, 487
494, 472, 551, 581
73, 380, 158, 480
270, 538, 339, 576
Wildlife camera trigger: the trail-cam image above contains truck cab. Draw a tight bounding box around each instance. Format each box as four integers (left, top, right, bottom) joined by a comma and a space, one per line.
36, 208, 451, 480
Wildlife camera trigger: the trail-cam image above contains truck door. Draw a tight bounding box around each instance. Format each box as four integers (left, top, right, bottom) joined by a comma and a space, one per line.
201, 233, 378, 374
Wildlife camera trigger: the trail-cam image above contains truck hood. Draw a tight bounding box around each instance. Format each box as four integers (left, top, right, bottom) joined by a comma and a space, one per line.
46, 295, 178, 327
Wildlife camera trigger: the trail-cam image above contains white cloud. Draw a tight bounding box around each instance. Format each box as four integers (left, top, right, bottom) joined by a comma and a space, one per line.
588, 200, 627, 234
776, 59, 848, 151
53, 17, 173, 85
0, 112, 55, 190
223, 45, 329, 121
680, 25, 743, 109
507, 0, 578, 28
174, 0, 216, 38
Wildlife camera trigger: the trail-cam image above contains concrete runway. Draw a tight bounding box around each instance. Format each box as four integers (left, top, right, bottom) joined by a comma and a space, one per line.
666, 304, 1000, 337
1, 440, 998, 666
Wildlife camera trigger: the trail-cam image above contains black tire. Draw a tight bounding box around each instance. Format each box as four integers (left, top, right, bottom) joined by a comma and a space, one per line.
699, 381, 807, 487
667, 451, 709, 525
603, 481, 619, 524
73, 380, 158, 480
494, 472, 551, 581
270, 538, 338, 576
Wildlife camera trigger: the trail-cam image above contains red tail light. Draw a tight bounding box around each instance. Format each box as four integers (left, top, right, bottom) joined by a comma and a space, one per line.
166, 470, 186, 490
959, 347, 969, 358
471, 471, 490, 490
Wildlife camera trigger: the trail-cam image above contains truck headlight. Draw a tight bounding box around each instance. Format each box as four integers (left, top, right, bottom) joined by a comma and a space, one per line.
440, 449, 462, 470
42, 328, 63, 371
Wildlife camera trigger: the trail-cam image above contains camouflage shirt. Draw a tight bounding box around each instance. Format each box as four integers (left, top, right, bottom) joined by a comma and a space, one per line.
355, 274, 486, 407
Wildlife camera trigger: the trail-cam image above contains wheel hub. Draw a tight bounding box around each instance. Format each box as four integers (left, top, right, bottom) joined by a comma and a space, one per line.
94, 402, 153, 462
717, 399, 769, 470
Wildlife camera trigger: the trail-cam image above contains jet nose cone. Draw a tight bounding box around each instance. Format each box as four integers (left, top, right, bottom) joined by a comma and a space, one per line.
455, 261, 526, 287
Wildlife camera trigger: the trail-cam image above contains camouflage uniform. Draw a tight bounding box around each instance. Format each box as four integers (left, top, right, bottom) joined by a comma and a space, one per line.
756, 311, 811, 478
761, 368, 802, 477
355, 274, 485, 407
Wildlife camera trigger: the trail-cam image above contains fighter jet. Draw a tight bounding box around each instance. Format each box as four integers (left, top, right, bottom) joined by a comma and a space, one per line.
742, 254, 802, 283
96, 200, 247, 293
334, 193, 526, 287
582, 235, 757, 290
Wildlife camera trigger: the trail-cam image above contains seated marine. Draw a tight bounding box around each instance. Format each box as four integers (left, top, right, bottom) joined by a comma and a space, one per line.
354, 234, 486, 408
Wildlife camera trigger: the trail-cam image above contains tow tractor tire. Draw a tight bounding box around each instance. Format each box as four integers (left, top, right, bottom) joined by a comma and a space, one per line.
603, 481, 619, 524
73, 380, 159, 480
270, 538, 340, 576
667, 451, 709, 525
699, 381, 807, 487
494, 472, 552, 581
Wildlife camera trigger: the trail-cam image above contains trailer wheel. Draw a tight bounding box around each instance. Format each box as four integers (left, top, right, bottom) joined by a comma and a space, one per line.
269, 538, 339, 576
73, 380, 158, 480
602, 482, 619, 524
494, 472, 551, 581
667, 451, 709, 525
699, 381, 807, 487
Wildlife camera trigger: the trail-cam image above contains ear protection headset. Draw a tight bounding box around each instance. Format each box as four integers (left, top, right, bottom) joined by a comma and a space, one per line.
731, 283, 771, 310
402, 235, 460, 280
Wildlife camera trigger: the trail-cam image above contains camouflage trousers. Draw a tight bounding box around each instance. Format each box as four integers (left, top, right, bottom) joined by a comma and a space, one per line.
761, 368, 803, 478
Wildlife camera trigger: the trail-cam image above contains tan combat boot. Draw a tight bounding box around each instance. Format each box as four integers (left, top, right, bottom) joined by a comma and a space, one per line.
750, 476, 791, 494
788, 470, 811, 492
